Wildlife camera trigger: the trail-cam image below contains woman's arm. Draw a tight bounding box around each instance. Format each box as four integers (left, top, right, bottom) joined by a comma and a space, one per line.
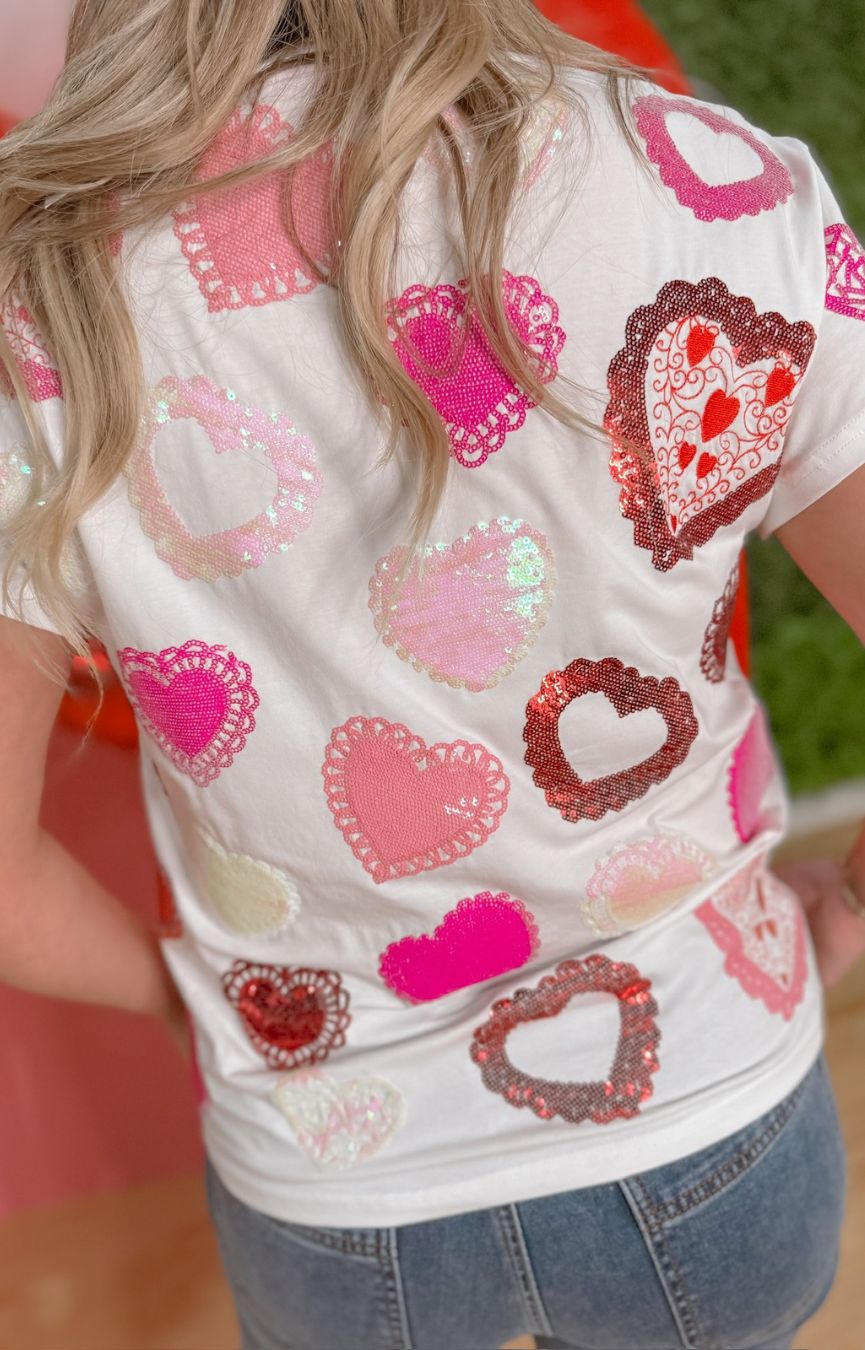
0, 615, 186, 1037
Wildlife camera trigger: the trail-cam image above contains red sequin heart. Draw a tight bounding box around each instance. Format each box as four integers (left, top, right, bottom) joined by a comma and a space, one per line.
686, 324, 715, 367
223, 962, 350, 1071
701, 389, 740, 441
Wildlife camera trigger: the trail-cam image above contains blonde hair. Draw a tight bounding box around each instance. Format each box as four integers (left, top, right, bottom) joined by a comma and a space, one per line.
0, 0, 639, 656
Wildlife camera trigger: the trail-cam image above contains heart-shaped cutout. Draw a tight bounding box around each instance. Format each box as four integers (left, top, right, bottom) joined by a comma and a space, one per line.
379, 892, 540, 1003
634, 94, 793, 222
696, 860, 807, 1019
728, 705, 776, 842
274, 1069, 406, 1172
524, 657, 698, 823
119, 639, 259, 786
470, 953, 660, 1124
173, 102, 334, 312
825, 222, 865, 320
323, 717, 509, 883
700, 561, 740, 683
223, 961, 350, 1071
193, 826, 300, 935
388, 271, 565, 467
606, 278, 816, 570
369, 518, 556, 691
0, 299, 63, 403
581, 834, 716, 936
126, 375, 322, 582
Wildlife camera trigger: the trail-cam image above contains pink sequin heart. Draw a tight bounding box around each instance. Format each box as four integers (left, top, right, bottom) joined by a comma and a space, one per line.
388, 272, 565, 467
728, 705, 777, 843
582, 835, 716, 936
120, 639, 259, 786
323, 717, 509, 883
173, 103, 333, 312
0, 300, 63, 402
379, 892, 539, 1003
824, 223, 865, 320
369, 518, 556, 691
274, 1069, 406, 1173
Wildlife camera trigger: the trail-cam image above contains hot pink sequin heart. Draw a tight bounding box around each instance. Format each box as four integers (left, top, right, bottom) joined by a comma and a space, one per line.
119, 639, 259, 786
369, 518, 556, 691
388, 271, 565, 467
322, 717, 509, 883
824, 223, 865, 320
728, 705, 776, 843
379, 892, 539, 1003
173, 103, 333, 312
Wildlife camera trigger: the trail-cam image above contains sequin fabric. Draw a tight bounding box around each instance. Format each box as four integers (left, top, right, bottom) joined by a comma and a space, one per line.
700, 562, 741, 682
274, 1069, 406, 1173
125, 375, 322, 582
173, 102, 334, 312
378, 892, 540, 1004
323, 717, 510, 883
193, 825, 300, 936
581, 834, 716, 936
524, 657, 698, 823
119, 639, 259, 786
695, 859, 808, 1020
157, 868, 183, 939
605, 278, 816, 570
728, 705, 776, 843
423, 96, 568, 191
224, 961, 350, 1072
0, 447, 34, 526
387, 271, 566, 468
369, 518, 556, 691
470, 954, 660, 1124
824, 223, 865, 320
0, 299, 63, 403
633, 95, 794, 222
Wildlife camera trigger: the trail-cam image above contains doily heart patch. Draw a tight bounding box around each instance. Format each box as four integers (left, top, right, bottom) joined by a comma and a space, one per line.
0, 299, 63, 402
824, 223, 865, 320
193, 826, 300, 935
119, 639, 259, 786
369, 518, 556, 691
379, 892, 539, 1003
387, 271, 565, 468
274, 1069, 406, 1172
223, 961, 350, 1072
173, 102, 334, 312
125, 375, 322, 582
582, 834, 716, 936
524, 657, 698, 823
728, 705, 776, 843
633, 94, 793, 222
323, 717, 509, 883
470, 954, 660, 1124
695, 860, 807, 1019
605, 278, 816, 570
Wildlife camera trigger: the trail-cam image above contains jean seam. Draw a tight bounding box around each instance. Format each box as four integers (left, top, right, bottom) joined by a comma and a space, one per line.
379, 1226, 414, 1350
494, 1204, 554, 1338
618, 1175, 700, 1349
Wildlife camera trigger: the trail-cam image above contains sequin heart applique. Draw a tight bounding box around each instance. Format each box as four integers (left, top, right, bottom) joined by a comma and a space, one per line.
824, 223, 865, 320
471, 954, 660, 1123
700, 562, 741, 683
388, 271, 565, 467
323, 717, 509, 883
581, 835, 716, 937
0, 447, 33, 525
606, 278, 816, 571
728, 705, 776, 843
379, 892, 539, 1003
0, 299, 63, 402
634, 95, 793, 222
696, 860, 807, 1019
524, 657, 698, 823
193, 826, 300, 935
119, 639, 259, 786
274, 1069, 406, 1172
126, 375, 322, 582
173, 102, 333, 312
369, 518, 556, 691
224, 962, 350, 1071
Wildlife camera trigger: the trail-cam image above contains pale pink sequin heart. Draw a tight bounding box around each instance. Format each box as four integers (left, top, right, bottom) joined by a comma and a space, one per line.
581, 835, 716, 936
696, 859, 808, 1020
120, 639, 259, 786
824, 223, 865, 320
0, 300, 63, 402
322, 717, 509, 883
379, 892, 539, 1003
388, 271, 565, 467
274, 1069, 406, 1173
369, 518, 556, 691
173, 103, 333, 312
634, 94, 793, 222
728, 705, 776, 843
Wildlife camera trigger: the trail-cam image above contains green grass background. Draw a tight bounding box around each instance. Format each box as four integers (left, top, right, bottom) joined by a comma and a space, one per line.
639, 0, 865, 794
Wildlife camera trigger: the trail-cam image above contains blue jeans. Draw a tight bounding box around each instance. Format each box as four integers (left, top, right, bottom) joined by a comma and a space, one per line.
206, 1054, 844, 1350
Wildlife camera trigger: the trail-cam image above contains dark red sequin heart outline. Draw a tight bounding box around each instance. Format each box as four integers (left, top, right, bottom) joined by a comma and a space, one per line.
223, 961, 350, 1071
470, 954, 660, 1124
604, 277, 816, 571
524, 657, 698, 823
700, 562, 740, 683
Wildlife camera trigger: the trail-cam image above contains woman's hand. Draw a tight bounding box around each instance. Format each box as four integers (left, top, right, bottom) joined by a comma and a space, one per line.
773, 856, 865, 989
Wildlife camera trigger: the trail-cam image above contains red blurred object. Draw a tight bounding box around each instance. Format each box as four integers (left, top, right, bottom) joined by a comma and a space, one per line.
57, 643, 139, 746
536, 0, 690, 94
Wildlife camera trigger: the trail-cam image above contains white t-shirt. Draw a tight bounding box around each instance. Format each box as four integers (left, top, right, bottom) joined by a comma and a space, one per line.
3, 71, 865, 1228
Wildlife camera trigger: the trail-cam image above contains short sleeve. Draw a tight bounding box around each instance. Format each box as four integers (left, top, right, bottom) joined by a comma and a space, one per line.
759, 154, 865, 536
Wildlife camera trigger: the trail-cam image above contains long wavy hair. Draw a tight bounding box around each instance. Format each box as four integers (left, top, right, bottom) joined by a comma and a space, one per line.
0, 0, 639, 656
